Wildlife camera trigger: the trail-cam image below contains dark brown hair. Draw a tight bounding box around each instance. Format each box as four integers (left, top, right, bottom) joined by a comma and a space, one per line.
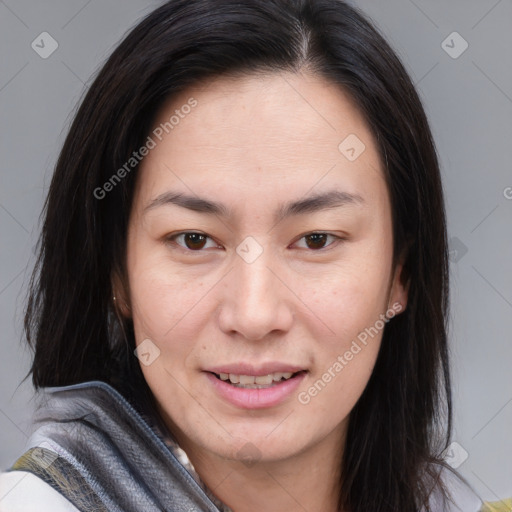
24, 1, 453, 509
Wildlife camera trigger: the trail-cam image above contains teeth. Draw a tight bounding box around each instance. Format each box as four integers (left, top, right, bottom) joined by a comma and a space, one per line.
216, 372, 297, 387
239, 375, 255, 385
255, 374, 273, 385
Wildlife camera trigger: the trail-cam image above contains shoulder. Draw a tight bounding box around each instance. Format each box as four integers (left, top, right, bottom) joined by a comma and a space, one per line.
0, 471, 79, 512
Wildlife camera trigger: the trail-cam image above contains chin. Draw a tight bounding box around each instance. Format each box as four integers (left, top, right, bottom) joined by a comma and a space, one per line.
196, 422, 317, 465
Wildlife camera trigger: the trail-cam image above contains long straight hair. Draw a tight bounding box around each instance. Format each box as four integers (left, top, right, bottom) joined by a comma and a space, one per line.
24, 1, 452, 509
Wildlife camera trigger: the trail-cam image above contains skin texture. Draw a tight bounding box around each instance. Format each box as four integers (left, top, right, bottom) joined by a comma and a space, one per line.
121, 70, 408, 512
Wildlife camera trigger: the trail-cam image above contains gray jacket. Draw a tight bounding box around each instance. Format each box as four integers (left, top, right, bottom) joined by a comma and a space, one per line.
3, 381, 483, 512
6, 381, 228, 512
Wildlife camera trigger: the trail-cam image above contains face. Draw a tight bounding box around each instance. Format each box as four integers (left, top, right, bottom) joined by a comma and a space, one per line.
122, 71, 407, 467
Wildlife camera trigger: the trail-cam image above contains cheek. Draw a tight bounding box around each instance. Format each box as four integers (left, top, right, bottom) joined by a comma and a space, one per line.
128, 240, 205, 337
305, 346, 379, 426
300, 258, 390, 411
311, 257, 391, 339
303, 280, 387, 419
127, 261, 189, 375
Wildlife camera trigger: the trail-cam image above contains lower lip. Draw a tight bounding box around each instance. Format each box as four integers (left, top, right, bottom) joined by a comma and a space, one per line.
205, 372, 306, 409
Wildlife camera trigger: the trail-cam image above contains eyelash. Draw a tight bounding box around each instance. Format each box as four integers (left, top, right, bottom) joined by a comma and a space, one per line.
164, 231, 346, 253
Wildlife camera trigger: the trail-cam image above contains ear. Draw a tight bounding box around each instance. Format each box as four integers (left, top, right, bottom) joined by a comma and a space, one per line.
111, 267, 131, 318
388, 246, 410, 314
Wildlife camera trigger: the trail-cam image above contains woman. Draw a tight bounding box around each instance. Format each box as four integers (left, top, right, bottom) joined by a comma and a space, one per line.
0, 0, 494, 510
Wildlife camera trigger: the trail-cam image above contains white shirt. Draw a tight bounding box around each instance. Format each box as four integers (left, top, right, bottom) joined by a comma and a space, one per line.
0, 471, 79, 512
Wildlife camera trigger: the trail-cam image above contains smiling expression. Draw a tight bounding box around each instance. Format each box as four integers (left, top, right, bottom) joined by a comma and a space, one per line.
122, 70, 408, 465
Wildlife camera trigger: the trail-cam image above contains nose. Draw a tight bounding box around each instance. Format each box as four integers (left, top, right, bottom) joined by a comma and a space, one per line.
217, 247, 294, 341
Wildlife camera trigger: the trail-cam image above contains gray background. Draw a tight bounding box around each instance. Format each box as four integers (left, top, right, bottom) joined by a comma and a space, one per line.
1, 0, 511, 505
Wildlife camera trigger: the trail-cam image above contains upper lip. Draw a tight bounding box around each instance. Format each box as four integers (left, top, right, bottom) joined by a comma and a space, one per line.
205, 363, 306, 376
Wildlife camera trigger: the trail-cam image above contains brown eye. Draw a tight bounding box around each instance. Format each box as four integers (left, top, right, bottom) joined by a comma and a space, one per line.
167, 232, 217, 251
305, 233, 329, 250
183, 233, 207, 250
296, 232, 342, 251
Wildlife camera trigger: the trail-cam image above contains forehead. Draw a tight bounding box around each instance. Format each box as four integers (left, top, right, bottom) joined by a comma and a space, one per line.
153, 71, 375, 154
135, 71, 386, 212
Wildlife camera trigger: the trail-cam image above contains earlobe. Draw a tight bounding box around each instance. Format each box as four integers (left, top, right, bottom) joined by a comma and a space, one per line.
389, 251, 410, 314
111, 269, 131, 318
112, 294, 131, 318
391, 269, 408, 312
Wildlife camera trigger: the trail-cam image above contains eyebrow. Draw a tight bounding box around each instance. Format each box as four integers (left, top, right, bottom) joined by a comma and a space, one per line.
143, 189, 365, 224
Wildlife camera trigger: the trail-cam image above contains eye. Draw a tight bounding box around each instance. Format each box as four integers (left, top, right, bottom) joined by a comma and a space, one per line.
165, 231, 219, 252
293, 232, 344, 251
165, 231, 345, 253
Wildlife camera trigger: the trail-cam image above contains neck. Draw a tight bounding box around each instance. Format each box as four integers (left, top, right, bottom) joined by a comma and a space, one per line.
181, 427, 345, 512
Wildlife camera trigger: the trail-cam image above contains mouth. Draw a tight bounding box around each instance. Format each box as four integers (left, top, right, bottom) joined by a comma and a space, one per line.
208, 370, 307, 389
204, 368, 308, 409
